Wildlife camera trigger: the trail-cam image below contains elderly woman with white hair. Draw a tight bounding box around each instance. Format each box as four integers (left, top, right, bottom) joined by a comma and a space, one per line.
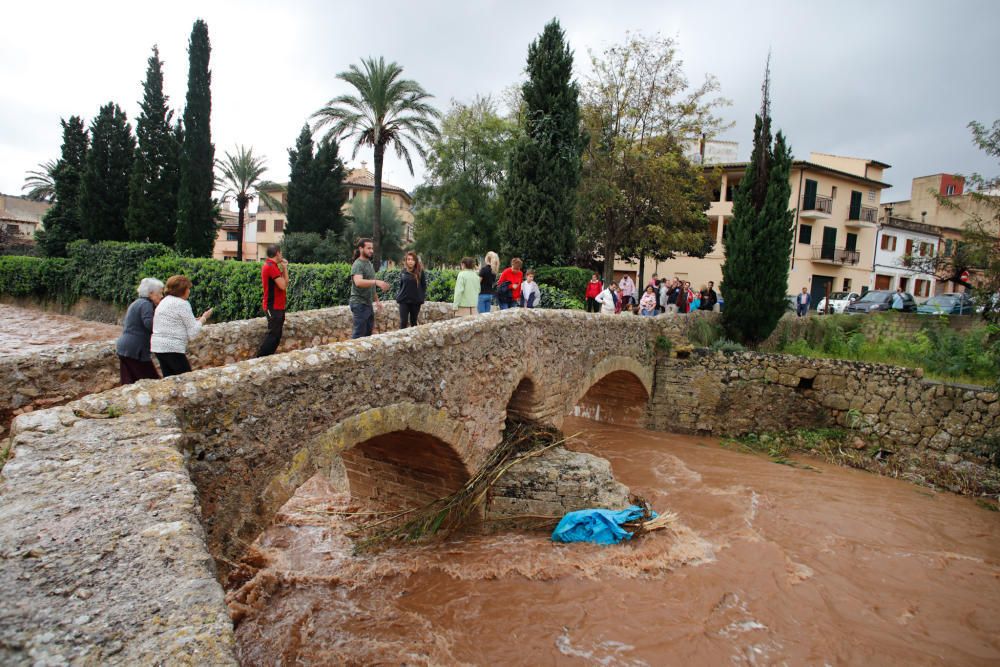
115, 277, 164, 384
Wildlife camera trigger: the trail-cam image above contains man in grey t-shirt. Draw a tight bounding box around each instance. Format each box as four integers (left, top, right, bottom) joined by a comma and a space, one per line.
350, 238, 389, 338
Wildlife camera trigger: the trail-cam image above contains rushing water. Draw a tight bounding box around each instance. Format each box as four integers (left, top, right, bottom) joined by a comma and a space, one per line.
0, 304, 119, 355
229, 418, 1000, 666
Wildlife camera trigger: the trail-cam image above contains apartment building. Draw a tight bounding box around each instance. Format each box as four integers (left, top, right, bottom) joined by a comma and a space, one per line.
212, 163, 414, 262
0, 193, 50, 241
872, 216, 940, 300
621, 152, 891, 308
212, 209, 257, 261
882, 174, 995, 294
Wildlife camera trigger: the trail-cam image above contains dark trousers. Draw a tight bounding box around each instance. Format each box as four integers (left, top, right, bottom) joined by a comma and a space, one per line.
255, 309, 285, 357
796, 303, 809, 317
586, 297, 599, 313
350, 303, 375, 338
398, 302, 421, 329
119, 356, 160, 385
155, 352, 192, 377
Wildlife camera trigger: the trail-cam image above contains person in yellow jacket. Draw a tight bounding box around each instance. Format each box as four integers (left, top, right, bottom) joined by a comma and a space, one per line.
453, 257, 480, 316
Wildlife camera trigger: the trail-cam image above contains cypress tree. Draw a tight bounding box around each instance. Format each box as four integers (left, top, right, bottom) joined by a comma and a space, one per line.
286, 125, 316, 234
127, 46, 181, 245
80, 102, 135, 242
39, 117, 89, 256
287, 126, 348, 238
720, 62, 795, 345
500, 18, 584, 266
311, 136, 348, 237
176, 19, 216, 256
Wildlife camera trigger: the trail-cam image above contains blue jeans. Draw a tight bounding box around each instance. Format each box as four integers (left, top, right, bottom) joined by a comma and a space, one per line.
641, 308, 656, 317
498, 300, 518, 310
796, 303, 808, 317
350, 303, 374, 338
477, 293, 493, 314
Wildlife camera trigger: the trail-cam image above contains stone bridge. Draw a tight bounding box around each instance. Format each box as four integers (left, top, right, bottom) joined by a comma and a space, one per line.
3, 306, 996, 665
0, 308, 670, 664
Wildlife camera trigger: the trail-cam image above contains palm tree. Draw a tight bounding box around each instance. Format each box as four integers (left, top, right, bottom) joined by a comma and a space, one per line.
216, 145, 283, 261
22, 160, 58, 202
312, 56, 440, 268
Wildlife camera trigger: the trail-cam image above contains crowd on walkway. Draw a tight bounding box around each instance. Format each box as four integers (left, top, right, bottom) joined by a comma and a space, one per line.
114, 242, 718, 386
586, 272, 720, 316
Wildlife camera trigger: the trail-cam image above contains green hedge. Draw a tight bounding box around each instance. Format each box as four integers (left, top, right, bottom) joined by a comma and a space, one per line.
0, 256, 73, 300
533, 266, 593, 298
68, 240, 173, 305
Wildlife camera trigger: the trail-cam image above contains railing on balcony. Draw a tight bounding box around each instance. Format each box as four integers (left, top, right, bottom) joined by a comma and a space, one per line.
860, 206, 877, 223
812, 245, 861, 265
802, 194, 833, 214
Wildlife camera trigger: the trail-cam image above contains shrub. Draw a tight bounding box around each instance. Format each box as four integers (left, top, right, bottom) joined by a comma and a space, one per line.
0, 256, 73, 300
532, 266, 592, 298
710, 338, 745, 352
141, 255, 263, 322
686, 316, 725, 347
538, 284, 585, 310
67, 241, 173, 304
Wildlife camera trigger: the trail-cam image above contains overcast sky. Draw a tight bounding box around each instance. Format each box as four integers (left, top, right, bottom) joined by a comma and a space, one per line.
2, 0, 997, 204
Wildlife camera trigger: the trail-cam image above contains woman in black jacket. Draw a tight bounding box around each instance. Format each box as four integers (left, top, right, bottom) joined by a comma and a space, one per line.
396, 251, 427, 328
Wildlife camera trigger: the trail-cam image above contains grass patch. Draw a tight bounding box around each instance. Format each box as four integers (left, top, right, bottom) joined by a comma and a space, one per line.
723, 428, 1000, 497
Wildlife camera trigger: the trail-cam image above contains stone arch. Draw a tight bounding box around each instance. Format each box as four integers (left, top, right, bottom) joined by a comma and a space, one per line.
208, 403, 474, 574
566, 355, 653, 427
505, 375, 541, 421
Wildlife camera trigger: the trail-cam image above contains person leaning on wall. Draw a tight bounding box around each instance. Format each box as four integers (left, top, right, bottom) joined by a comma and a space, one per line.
116, 277, 164, 385
150, 275, 213, 377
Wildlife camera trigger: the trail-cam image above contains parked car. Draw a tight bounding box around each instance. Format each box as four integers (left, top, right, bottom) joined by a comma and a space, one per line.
916, 292, 975, 315
845, 290, 917, 314
817, 291, 860, 314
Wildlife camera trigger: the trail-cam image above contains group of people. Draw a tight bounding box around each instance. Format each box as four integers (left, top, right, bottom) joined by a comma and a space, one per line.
454, 252, 541, 316
586, 272, 719, 316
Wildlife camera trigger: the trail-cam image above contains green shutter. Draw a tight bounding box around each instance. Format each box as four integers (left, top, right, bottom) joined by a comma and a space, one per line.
798, 224, 812, 245
845, 232, 858, 252
803, 179, 817, 210
849, 191, 862, 220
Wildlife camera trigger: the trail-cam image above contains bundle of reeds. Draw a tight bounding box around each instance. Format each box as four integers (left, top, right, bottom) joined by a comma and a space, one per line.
351, 419, 575, 552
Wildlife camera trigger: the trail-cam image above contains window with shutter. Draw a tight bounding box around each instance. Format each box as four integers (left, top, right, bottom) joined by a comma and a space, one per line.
905, 239, 914, 255
803, 179, 818, 210
849, 191, 862, 220
845, 233, 858, 252
799, 224, 812, 244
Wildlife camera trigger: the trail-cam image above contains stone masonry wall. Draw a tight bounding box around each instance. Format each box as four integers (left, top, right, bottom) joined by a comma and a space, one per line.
0, 302, 454, 432
649, 350, 999, 476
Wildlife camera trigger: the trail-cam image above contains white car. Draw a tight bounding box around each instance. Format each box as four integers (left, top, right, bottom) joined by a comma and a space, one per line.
817, 291, 860, 314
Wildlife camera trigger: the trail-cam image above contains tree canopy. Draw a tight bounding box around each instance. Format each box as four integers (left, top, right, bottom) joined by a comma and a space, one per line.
80, 102, 135, 242
286, 124, 348, 238
39, 117, 89, 257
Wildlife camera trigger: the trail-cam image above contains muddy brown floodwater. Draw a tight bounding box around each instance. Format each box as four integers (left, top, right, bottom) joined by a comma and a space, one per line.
0, 304, 119, 355
229, 417, 1000, 666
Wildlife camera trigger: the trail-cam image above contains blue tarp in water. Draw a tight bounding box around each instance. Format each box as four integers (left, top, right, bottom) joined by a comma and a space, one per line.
551, 506, 654, 545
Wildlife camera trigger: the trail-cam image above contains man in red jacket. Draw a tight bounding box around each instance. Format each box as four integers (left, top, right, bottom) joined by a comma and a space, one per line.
256, 244, 288, 357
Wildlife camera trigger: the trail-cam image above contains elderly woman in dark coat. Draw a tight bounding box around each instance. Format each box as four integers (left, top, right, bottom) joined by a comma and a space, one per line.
116, 277, 164, 384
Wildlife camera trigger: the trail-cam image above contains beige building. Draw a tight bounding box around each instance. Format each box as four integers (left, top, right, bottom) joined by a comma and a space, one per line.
616, 152, 891, 307
882, 174, 996, 293
212, 163, 414, 262
0, 193, 51, 243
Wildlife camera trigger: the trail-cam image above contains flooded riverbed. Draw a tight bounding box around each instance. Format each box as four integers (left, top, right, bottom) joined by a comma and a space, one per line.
230, 417, 1000, 666
0, 304, 119, 355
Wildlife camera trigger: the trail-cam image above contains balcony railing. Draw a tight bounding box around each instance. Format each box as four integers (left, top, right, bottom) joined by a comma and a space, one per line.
848, 205, 878, 224
812, 245, 861, 265
802, 194, 833, 214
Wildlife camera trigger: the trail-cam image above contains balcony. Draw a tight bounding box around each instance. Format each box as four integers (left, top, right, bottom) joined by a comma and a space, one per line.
812, 245, 861, 265
799, 194, 833, 219
846, 205, 878, 228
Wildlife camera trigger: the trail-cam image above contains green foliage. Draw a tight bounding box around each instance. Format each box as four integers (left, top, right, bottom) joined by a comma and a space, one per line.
686, 316, 725, 347
176, 19, 216, 256
80, 102, 135, 242
40, 117, 89, 257
721, 70, 795, 346
345, 196, 406, 263
286, 126, 348, 237
312, 55, 440, 268
709, 338, 745, 352
538, 284, 584, 310
532, 266, 592, 298
128, 46, 180, 245
21, 160, 57, 202
501, 19, 585, 267
216, 145, 283, 261
0, 256, 73, 300
142, 255, 260, 321
280, 232, 341, 264
68, 240, 173, 304
413, 97, 518, 264
655, 335, 673, 353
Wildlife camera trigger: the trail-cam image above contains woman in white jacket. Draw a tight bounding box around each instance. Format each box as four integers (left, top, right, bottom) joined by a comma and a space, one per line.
151, 275, 213, 377
594, 283, 619, 314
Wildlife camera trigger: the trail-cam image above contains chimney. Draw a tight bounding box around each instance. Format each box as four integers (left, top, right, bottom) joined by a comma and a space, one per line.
361, 160, 368, 171
921, 211, 927, 223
